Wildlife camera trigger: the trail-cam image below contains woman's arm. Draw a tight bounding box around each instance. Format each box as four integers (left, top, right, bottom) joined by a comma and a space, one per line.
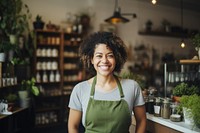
133, 105, 147, 133
68, 108, 82, 133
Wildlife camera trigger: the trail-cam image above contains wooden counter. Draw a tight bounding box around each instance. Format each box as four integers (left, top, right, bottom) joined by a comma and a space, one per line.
0, 107, 28, 120
0, 107, 32, 133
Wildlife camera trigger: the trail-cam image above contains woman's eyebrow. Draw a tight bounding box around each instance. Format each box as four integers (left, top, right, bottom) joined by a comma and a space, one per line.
94, 52, 113, 55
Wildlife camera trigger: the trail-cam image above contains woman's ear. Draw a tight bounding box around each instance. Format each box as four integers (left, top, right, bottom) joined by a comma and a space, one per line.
91, 57, 94, 64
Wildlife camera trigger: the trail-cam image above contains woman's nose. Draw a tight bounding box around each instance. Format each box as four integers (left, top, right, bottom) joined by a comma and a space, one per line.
101, 56, 108, 63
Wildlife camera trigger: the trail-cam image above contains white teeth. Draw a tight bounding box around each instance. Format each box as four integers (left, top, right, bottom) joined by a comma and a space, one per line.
99, 66, 109, 70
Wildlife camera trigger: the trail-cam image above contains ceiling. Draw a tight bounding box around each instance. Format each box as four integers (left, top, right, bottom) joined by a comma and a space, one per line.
137, 0, 200, 12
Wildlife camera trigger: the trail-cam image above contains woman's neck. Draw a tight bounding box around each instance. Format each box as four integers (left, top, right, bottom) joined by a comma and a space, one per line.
95, 74, 117, 91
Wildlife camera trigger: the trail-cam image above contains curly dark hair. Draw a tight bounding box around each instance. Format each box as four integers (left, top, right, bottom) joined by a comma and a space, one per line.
79, 31, 127, 75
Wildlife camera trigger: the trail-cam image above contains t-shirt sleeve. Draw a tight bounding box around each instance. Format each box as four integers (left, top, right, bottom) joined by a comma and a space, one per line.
68, 84, 82, 111
133, 81, 145, 107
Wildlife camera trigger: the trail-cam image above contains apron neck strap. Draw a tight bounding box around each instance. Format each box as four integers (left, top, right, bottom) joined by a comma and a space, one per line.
90, 75, 124, 98
90, 76, 97, 97
114, 75, 124, 98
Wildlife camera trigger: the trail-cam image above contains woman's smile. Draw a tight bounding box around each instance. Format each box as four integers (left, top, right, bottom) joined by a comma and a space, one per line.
99, 65, 110, 71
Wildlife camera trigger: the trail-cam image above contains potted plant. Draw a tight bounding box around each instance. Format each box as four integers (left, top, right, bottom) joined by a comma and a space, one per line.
5, 93, 18, 111
179, 94, 200, 128
191, 33, 200, 59
145, 20, 153, 31
0, 40, 15, 62
161, 19, 171, 32
0, 42, 7, 62
172, 82, 199, 102
0, 0, 31, 44
33, 15, 45, 30
18, 77, 39, 107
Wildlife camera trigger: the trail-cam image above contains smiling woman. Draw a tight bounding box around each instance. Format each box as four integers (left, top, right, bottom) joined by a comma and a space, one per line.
79, 32, 127, 77
68, 32, 147, 133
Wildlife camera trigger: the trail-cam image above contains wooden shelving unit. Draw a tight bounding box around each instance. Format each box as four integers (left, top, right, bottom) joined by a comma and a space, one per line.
33, 30, 63, 128
33, 30, 85, 128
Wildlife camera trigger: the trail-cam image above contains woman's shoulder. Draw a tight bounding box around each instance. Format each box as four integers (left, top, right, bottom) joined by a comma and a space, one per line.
121, 78, 141, 91
74, 80, 90, 89
121, 78, 139, 86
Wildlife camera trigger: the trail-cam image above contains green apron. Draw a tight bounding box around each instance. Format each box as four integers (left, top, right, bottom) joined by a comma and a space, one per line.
85, 76, 131, 133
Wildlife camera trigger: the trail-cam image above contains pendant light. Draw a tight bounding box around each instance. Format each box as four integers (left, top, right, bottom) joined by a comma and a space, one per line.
152, 0, 157, 5
180, 0, 186, 48
105, 0, 136, 24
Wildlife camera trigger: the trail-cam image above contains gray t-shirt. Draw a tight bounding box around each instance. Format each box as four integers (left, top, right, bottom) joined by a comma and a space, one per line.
68, 79, 145, 126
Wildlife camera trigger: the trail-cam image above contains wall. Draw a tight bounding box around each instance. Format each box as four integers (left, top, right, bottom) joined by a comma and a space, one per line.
23, 0, 200, 69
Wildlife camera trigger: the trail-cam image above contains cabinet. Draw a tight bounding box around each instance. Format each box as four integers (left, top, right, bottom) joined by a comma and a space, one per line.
33, 30, 62, 128
163, 60, 200, 97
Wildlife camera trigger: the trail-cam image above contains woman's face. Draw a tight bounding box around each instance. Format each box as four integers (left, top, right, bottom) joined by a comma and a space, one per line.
91, 44, 116, 77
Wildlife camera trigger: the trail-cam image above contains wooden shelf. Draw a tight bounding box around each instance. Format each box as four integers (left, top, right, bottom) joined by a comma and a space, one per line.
37, 43, 60, 46
36, 81, 61, 84
179, 59, 200, 64
138, 31, 189, 38
35, 29, 61, 34
0, 84, 19, 90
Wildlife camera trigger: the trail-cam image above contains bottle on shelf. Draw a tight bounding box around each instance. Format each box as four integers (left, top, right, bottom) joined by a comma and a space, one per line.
49, 71, 55, 82
42, 71, 48, 83
36, 72, 41, 83
55, 70, 60, 82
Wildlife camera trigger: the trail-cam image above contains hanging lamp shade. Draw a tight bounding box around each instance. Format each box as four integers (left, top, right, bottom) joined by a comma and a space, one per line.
105, 8, 130, 24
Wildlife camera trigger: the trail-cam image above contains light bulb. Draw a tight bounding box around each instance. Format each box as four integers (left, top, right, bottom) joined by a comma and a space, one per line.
152, 0, 157, 4
180, 41, 185, 48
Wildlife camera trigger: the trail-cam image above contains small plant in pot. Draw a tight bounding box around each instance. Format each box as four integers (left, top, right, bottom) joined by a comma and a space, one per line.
33, 15, 45, 30
0, 40, 15, 62
179, 94, 200, 128
172, 82, 199, 102
161, 19, 171, 32
5, 93, 18, 111
18, 77, 39, 108
0, 43, 7, 62
145, 20, 153, 31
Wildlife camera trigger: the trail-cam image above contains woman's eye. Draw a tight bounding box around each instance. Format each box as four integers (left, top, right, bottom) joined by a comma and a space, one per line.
107, 54, 114, 58
96, 55, 102, 58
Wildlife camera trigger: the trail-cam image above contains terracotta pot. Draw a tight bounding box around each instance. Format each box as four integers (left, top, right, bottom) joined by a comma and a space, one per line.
173, 96, 181, 103
142, 89, 148, 97
8, 102, 15, 111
